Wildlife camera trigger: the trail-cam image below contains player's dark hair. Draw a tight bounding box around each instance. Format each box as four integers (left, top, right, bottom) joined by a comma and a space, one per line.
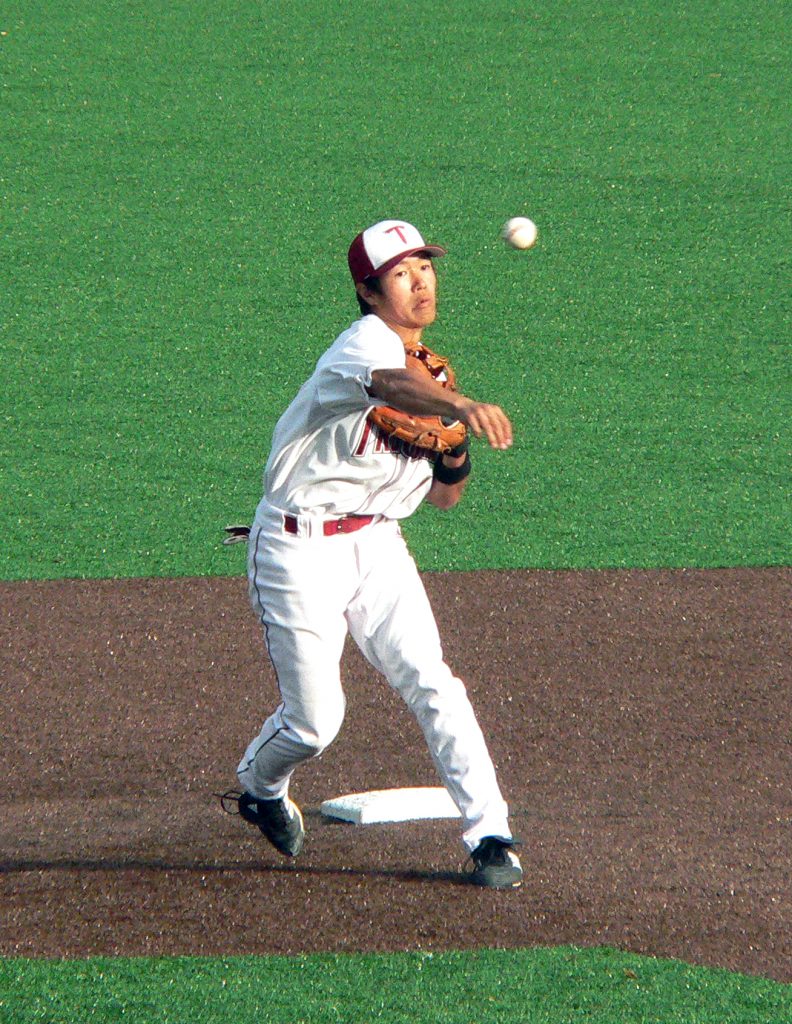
356, 275, 382, 316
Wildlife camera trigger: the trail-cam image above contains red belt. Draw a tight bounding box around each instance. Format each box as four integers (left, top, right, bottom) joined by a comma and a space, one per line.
284, 514, 374, 537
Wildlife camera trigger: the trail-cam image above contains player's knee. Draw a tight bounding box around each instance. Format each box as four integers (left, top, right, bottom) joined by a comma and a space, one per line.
286, 704, 345, 757
300, 725, 341, 758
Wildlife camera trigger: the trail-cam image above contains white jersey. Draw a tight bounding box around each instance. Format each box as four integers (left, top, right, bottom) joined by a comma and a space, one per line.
262, 315, 435, 519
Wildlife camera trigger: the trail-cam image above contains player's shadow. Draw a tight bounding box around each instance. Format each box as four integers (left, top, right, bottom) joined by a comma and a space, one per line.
0, 800, 500, 886
0, 856, 465, 885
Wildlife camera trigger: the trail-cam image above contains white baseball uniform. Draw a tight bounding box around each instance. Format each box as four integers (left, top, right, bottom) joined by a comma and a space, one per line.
237, 313, 512, 851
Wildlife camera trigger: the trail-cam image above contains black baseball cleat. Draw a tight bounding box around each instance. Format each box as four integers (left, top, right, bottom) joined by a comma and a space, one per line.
468, 837, 523, 889
220, 789, 305, 857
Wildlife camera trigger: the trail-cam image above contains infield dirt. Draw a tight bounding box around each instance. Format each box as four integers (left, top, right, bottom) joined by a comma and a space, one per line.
1, 568, 789, 981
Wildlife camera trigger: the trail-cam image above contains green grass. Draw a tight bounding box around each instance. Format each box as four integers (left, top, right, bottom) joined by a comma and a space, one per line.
2, 0, 789, 580
1, 947, 790, 1024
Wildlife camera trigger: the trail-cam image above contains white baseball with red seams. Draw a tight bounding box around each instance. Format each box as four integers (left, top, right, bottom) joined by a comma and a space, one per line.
502, 216, 538, 250
236, 311, 513, 852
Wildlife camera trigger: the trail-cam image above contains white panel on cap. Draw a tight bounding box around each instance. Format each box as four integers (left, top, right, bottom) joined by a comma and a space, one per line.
362, 220, 425, 272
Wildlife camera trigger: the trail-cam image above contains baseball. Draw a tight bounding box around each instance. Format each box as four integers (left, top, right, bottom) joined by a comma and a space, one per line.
502, 216, 538, 250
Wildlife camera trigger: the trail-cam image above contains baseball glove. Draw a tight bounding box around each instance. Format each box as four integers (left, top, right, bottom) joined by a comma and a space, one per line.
367, 344, 467, 454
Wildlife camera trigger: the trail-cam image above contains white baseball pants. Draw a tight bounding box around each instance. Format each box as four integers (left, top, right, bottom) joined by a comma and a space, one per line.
237, 502, 512, 851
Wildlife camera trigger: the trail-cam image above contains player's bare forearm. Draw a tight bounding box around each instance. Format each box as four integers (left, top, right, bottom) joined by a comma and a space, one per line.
368, 365, 459, 417
369, 366, 513, 451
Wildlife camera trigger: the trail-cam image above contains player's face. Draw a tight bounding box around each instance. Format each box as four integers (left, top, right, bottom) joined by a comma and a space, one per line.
365, 255, 438, 336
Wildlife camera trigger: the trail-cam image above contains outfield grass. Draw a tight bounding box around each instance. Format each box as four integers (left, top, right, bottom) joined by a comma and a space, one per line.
2, 947, 790, 1024
2, 1, 789, 580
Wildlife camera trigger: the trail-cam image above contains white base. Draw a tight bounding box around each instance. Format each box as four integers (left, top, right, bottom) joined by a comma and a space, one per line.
320, 786, 461, 825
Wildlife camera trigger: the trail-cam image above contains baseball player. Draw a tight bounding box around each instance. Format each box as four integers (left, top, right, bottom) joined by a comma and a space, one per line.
226, 219, 522, 888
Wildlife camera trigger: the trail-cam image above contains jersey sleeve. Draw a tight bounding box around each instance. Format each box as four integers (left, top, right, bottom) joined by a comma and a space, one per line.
314, 316, 405, 412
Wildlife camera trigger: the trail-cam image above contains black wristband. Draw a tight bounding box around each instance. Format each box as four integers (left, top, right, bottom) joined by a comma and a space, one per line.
433, 451, 471, 486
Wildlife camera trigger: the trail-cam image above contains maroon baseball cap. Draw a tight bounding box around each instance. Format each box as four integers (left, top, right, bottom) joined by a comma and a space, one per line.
348, 220, 446, 284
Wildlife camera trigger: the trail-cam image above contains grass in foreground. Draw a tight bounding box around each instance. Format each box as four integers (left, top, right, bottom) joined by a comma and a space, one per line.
1, 947, 790, 1024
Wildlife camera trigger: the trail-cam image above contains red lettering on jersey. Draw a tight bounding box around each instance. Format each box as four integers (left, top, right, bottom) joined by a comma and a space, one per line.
354, 418, 373, 456
385, 224, 409, 244
354, 413, 434, 464
373, 430, 390, 454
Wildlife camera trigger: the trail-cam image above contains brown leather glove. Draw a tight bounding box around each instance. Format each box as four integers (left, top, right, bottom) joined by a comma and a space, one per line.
367, 344, 468, 454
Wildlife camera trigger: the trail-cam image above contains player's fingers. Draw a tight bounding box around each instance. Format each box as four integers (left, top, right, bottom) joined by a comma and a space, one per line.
485, 410, 513, 450
494, 407, 513, 448
476, 406, 511, 450
466, 404, 513, 450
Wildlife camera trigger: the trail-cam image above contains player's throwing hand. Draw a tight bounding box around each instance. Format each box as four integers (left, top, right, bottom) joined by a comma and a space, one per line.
456, 399, 513, 451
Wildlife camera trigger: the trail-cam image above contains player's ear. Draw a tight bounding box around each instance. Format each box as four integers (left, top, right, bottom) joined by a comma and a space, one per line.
356, 280, 380, 308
